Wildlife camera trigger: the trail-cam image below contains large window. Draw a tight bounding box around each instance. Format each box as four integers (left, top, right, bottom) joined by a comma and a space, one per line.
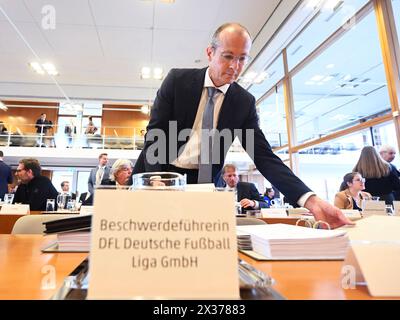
248, 54, 284, 100
287, 0, 369, 70
297, 130, 372, 202
292, 10, 391, 144
257, 84, 288, 148
393, 0, 400, 75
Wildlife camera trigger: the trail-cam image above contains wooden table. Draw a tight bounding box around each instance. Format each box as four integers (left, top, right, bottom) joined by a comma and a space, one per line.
0, 211, 42, 234
0, 234, 391, 300
0, 235, 87, 299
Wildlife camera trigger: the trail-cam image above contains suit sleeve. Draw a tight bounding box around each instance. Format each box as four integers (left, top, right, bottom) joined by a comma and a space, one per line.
137, 69, 176, 172
7, 166, 12, 184
248, 183, 268, 208
88, 169, 94, 194
240, 97, 312, 205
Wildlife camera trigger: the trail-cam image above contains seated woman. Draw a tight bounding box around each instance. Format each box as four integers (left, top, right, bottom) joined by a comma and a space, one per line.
101, 159, 133, 189
263, 188, 275, 206
334, 172, 372, 211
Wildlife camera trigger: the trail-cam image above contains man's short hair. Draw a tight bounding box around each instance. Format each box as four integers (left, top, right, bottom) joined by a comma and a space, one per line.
61, 181, 69, 188
0, 150, 3, 157
99, 153, 108, 159
19, 158, 41, 177
379, 145, 395, 154
222, 163, 237, 175
210, 22, 251, 48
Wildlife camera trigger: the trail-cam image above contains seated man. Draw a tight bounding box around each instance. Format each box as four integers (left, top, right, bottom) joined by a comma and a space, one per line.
59, 181, 76, 208
13, 158, 58, 211
221, 164, 268, 211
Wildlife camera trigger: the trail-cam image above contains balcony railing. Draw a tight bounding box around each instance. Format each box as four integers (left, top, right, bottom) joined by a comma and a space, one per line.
0, 123, 146, 150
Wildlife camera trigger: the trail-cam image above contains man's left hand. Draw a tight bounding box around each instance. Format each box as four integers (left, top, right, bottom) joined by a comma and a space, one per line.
304, 195, 355, 229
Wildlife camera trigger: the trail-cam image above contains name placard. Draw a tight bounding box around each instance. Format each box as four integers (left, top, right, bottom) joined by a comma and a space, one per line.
0, 204, 30, 215
88, 190, 239, 299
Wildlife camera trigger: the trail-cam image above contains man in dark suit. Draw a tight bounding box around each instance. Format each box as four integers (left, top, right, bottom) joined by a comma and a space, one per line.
88, 153, 110, 194
13, 158, 58, 211
133, 22, 353, 229
379, 145, 400, 200
59, 181, 76, 209
0, 150, 12, 201
221, 164, 268, 211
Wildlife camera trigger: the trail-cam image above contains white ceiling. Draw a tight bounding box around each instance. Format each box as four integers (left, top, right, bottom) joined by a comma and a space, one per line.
0, 0, 299, 104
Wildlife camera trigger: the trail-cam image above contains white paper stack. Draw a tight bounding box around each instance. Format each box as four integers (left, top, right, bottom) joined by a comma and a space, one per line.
57, 231, 91, 251
237, 224, 349, 260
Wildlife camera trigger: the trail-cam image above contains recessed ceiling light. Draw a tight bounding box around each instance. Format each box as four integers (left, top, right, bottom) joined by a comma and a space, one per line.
141, 67, 151, 79
153, 67, 164, 80
29, 62, 45, 75
29, 61, 59, 75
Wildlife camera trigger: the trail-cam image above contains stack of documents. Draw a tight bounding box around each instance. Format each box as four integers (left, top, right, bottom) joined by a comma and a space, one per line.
237, 224, 349, 260
42, 215, 92, 252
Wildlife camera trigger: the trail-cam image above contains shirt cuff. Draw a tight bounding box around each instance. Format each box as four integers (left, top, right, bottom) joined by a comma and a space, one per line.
253, 200, 259, 209
297, 192, 316, 207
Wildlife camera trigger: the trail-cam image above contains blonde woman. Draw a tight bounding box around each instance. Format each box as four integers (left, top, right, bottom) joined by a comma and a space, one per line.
334, 172, 371, 210
353, 146, 400, 204
101, 159, 133, 188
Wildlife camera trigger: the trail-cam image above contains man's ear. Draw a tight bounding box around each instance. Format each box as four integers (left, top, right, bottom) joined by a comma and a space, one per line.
206, 46, 214, 62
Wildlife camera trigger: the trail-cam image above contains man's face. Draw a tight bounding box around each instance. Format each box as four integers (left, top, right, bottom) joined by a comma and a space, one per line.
381, 149, 396, 162
15, 163, 33, 184
62, 182, 70, 192
223, 167, 239, 188
99, 155, 108, 166
207, 29, 251, 87
115, 166, 133, 185
41, 114, 46, 121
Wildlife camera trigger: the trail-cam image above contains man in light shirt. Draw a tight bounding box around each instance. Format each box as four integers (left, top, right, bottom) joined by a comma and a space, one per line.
88, 153, 110, 194
133, 22, 353, 229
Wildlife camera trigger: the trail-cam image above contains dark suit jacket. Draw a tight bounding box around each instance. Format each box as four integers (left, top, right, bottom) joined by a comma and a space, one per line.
88, 166, 111, 194
0, 160, 12, 200
236, 182, 268, 210
13, 175, 58, 211
79, 192, 93, 206
133, 68, 311, 205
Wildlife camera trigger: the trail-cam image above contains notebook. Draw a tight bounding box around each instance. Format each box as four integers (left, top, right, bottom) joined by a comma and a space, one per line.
237, 224, 349, 260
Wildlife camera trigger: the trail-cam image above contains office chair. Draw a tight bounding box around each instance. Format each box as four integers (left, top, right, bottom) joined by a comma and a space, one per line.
11, 214, 78, 234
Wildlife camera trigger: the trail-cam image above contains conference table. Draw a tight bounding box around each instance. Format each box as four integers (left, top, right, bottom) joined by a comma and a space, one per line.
0, 234, 388, 300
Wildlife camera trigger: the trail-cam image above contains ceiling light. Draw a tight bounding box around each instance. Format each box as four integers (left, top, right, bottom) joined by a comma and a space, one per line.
0, 101, 8, 111
141, 67, 151, 79
153, 67, 164, 80
160, 0, 175, 3
29, 61, 59, 76
141, 105, 150, 114
326, 64, 335, 69
29, 62, 45, 75
42, 63, 59, 76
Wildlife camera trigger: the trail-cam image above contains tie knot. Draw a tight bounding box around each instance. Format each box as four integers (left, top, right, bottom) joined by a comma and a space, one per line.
207, 87, 218, 99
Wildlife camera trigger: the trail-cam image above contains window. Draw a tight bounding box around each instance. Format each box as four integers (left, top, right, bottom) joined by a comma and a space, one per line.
77, 171, 91, 194
393, 0, 400, 75
258, 84, 288, 148
248, 54, 285, 100
287, 0, 369, 70
292, 10, 391, 144
296, 130, 372, 202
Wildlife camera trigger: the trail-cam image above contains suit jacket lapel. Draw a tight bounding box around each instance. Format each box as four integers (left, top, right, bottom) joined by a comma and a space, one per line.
217, 84, 237, 130
183, 68, 207, 128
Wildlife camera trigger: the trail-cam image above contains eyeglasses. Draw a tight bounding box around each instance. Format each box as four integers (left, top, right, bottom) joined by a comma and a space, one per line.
353, 178, 366, 183
220, 52, 251, 65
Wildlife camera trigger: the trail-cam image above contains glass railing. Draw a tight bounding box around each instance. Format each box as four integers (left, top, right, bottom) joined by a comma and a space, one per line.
0, 123, 146, 150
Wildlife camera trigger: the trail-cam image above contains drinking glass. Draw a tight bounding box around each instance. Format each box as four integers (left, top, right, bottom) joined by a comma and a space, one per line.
46, 199, 55, 212
57, 194, 67, 211
3, 193, 14, 204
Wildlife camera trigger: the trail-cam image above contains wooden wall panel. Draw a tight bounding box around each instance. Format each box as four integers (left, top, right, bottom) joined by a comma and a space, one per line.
102, 109, 149, 137
0, 104, 59, 134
